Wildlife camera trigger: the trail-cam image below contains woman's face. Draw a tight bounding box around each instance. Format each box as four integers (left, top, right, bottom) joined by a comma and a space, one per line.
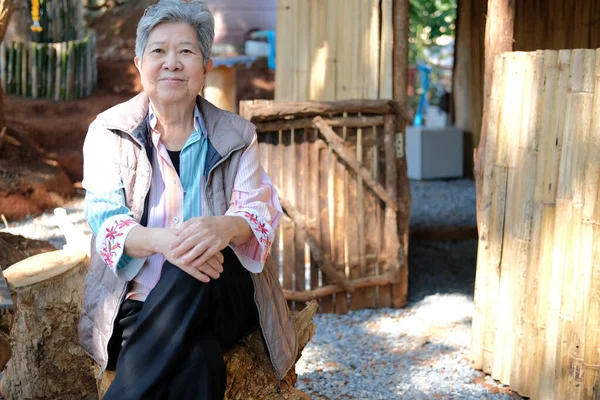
135, 21, 213, 106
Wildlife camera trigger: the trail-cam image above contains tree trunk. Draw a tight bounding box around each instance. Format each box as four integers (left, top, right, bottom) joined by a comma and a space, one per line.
474, 0, 515, 226
391, 0, 410, 308
97, 301, 318, 399
1, 250, 97, 400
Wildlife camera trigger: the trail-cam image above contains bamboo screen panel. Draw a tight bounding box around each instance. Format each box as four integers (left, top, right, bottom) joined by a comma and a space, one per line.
472, 49, 600, 399
241, 100, 404, 314
274, 0, 392, 101
514, 0, 600, 52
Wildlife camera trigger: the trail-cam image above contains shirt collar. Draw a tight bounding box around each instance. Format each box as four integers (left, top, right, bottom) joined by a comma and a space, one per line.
148, 102, 207, 138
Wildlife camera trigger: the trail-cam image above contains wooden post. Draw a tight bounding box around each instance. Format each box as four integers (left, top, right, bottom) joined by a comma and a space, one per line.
392, 0, 409, 308
204, 65, 237, 113
0, 0, 15, 129
475, 0, 515, 228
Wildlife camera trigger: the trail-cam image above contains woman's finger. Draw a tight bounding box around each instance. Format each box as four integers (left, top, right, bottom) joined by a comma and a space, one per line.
205, 255, 224, 274
197, 261, 220, 280
179, 264, 210, 283
192, 244, 223, 268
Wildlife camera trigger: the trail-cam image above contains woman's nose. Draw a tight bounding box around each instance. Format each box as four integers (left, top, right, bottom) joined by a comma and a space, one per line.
163, 53, 181, 70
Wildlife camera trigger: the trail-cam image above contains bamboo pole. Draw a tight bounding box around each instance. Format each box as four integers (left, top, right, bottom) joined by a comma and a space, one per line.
582, 47, 600, 400
493, 52, 527, 385
553, 49, 594, 400
536, 49, 572, 400
0, 41, 5, 92
509, 51, 544, 397
471, 54, 505, 373
379, 0, 393, 99
528, 50, 559, 400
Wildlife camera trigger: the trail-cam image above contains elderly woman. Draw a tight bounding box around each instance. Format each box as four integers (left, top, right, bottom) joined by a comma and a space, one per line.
78, 1, 297, 398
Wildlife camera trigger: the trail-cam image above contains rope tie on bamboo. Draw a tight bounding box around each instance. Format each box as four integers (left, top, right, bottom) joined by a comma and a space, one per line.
30, 0, 43, 33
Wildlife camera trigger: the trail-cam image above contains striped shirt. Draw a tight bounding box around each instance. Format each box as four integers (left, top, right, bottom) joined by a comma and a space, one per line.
84, 104, 282, 301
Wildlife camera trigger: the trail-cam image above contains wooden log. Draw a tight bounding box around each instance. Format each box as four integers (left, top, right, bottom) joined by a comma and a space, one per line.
361, 125, 378, 308
243, 100, 396, 122
313, 116, 398, 212
306, 128, 320, 298
254, 116, 385, 133
1, 250, 97, 400
99, 301, 318, 400
281, 130, 295, 310
274, 189, 354, 294
284, 273, 395, 303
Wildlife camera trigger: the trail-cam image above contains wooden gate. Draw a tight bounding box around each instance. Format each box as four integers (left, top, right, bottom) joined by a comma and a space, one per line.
241, 100, 405, 313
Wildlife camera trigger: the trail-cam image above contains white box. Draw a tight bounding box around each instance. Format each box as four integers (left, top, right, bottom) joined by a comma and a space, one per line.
406, 126, 464, 180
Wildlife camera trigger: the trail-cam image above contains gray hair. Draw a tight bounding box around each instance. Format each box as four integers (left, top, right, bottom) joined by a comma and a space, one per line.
135, 0, 214, 65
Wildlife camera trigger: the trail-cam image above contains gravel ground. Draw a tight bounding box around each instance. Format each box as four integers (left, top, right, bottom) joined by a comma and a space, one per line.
1, 179, 520, 399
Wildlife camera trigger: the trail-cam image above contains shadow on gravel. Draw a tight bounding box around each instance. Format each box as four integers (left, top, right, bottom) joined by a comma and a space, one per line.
407, 238, 478, 305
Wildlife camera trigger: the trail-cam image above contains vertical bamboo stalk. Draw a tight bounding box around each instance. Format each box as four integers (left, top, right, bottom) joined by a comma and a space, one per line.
307, 128, 321, 303
471, 54, 505, 373
31, 42, 37, 99
537, 49, 572, 400
7, 42, 14, 94
54, 43, 61, 101
379, 0, 393, 99
554, 49, 594, 400
269, 129, 283, 289
333, 126, 348, 314
345, 123, 363, 310
282, 130, 296, 310
66, 40, 74, 101
489, 52, 524, 384
275, 0, 292, 100
47, 44, 54, 99
582, 48, 600, 400
0, 41, 6, 92
364, 0, 380, 99
296, 0, 309, 100
320, 141, 334, 313
527, 50, 559, 400
294, 128, 307, 311
509, 51, 544, 398
362, 126, 378, 308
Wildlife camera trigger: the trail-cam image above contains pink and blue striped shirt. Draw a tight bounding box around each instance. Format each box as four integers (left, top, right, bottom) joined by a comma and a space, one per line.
84, 104, 282, 301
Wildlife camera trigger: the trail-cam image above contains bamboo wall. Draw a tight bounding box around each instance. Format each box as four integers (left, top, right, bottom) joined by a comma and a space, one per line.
471, 49, 600, 399
241, 100, 405, 313
275, 0, 393, 101
0, 31, 97, 100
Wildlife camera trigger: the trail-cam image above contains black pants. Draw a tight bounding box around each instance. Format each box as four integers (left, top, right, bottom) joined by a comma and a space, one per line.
104, 247, 258, 400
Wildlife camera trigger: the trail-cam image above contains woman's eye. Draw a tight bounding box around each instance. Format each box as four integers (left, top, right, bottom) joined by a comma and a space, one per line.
152, 48, 163, 54
181, 49, 192, 54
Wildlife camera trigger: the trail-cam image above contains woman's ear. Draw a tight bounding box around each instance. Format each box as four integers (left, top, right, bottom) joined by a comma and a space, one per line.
204, 59, 214, 77
134, 56, 142, 73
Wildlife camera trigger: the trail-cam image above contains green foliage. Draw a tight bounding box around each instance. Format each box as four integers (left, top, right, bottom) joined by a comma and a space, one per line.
409, 0, 457, 64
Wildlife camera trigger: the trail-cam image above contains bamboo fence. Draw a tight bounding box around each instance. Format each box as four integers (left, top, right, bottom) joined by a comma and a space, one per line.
240, 99, 406, 313
275, 0, 392, 101
471, 49, 600, 400
0, 30, 97, 100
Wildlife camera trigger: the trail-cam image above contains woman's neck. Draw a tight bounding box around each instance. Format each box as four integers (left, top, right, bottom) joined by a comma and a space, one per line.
151, 99, 196, 151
